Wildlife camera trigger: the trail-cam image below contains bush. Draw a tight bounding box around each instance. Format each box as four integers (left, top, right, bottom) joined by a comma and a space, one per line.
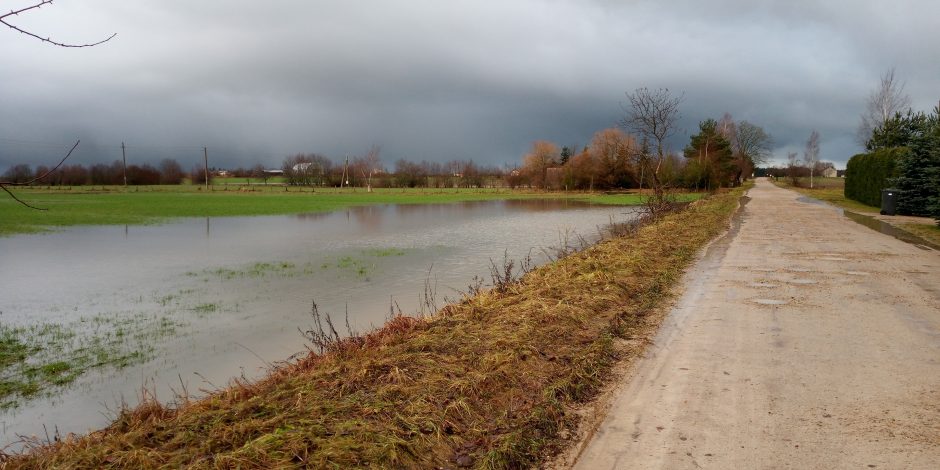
844, 148, 904, 207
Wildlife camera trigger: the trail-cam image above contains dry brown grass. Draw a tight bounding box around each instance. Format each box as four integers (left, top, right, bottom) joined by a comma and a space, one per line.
1, 188, 745, 469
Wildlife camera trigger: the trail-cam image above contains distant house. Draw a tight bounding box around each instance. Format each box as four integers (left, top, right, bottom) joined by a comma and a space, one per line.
822, 167, 837, 178
264, 169, 284, 175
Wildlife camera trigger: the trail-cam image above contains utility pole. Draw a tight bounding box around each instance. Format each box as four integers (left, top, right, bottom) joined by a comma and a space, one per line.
203, 147, 209, 191
342, 155, 349, 189
121, 142, 127, 188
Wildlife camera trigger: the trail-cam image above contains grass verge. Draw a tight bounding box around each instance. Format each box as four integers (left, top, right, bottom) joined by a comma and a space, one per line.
0, 187, 701, 236
2, 188, 743, 468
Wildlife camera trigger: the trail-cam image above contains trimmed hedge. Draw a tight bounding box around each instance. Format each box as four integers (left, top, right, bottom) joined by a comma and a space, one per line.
844, 148, 904, 207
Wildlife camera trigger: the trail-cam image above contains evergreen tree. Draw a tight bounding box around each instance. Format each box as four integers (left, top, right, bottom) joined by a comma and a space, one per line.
894, 111, 940, 217
867, 110, 930, 151
559, 146, 572, 165
683, 119, 734, 190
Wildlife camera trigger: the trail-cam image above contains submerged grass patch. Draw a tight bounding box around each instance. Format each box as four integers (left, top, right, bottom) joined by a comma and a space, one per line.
0, 313, 185, 410
3, 188, 742, 468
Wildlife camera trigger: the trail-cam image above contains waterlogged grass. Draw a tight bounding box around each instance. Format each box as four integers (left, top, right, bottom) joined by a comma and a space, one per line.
323, 248, 410, 277
363, 247, 407, 258
0, 186, 699, 236
5, 187, 745, 468
191, 303, 221, 315
0, 313, 185, 409
202, 262, 297, 280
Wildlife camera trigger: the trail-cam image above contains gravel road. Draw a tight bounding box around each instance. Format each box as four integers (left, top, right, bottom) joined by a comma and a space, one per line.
573, 178, 940, 469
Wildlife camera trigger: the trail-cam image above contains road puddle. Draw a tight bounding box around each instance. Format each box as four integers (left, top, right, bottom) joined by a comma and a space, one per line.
843, 212, 938, 251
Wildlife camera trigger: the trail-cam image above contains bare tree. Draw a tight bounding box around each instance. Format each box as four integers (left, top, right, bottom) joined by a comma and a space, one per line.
1, 1, 115, 47
360, 145, 382, 192
857, 68, 911, 146
619, 87, 683, 185
786, 151, 800, 185
521, 140, 559, 189
804, 130, 820, 188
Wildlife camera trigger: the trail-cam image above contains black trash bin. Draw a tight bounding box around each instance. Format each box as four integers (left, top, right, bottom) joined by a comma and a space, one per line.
880, 188, 898, 215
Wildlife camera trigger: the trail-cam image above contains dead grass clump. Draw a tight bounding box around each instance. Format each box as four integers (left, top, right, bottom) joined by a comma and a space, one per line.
1, 188, 745, 469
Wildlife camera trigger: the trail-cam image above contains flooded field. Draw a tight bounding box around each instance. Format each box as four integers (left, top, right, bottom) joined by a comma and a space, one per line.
0, 199, 636, 446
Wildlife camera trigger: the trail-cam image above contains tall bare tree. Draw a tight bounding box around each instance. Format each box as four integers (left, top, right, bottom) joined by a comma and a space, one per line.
804, 130, 820, 188
786, 151, 800, 185
360, 145, 382, 192
619, 87, 683, 187
857, 68, 911, 146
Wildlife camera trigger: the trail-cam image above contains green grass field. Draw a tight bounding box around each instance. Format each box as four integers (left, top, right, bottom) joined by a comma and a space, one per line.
1, 186, 701, 236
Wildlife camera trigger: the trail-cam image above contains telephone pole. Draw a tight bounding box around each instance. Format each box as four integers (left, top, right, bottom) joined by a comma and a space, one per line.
121, 142, 127, 188
203, 147, 209, 191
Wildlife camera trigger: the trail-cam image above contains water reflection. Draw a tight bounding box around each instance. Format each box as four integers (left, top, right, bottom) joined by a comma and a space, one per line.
0, 200, 636, 445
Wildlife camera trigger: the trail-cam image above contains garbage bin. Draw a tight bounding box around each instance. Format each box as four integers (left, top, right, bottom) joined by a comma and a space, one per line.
880, 188, 898, 215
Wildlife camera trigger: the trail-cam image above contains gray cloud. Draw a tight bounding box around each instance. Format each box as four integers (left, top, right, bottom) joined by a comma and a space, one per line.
1, 0, 938, 172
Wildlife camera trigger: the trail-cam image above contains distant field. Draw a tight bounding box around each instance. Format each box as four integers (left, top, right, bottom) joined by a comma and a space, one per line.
0, 186, 702, 236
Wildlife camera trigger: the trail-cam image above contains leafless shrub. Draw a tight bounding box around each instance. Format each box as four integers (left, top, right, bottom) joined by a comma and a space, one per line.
420, 265, 438, 316
300, 301, 361, 355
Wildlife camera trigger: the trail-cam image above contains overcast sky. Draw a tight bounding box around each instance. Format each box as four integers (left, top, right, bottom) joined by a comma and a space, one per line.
1, 0, 938, 172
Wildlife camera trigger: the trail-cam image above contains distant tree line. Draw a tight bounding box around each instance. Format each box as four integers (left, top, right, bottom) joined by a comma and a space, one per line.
514, 109, 772, 191
4, 89, 775, 195
280, 148, 508, 189
1, 158, 210, 186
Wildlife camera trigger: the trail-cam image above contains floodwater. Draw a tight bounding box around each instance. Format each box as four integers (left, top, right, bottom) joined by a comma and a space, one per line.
0, 199, 636, 446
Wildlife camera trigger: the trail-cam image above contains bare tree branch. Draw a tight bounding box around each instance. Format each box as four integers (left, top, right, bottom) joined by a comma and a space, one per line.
619, 87, 683, 179
1, 1, 116, 48
0, 182, 46, 210
0, 139, 81, 210
857, 67, 911, 146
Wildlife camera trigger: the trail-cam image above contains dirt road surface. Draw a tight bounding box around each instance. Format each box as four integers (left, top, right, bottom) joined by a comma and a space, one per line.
572, 179, 940, 469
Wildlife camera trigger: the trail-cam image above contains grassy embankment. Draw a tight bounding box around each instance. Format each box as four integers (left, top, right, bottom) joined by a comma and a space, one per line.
773, 177, 940, 246
3, 186, 744, 468
0, 186, 700, 236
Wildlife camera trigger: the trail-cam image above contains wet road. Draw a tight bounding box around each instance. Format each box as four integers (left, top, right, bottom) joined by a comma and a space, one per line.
573, 179, 940, 469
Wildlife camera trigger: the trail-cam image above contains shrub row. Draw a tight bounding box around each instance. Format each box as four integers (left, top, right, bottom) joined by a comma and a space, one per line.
844, 148, 903, 207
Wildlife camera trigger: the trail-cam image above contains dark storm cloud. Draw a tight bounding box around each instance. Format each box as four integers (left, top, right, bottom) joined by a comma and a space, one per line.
1, 0, 938, 171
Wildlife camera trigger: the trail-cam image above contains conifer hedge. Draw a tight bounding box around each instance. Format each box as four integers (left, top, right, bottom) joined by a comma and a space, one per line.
844, 148, 904, 207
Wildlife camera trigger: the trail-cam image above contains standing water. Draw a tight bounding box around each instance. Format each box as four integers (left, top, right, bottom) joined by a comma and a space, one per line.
0, 199, 636, 446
